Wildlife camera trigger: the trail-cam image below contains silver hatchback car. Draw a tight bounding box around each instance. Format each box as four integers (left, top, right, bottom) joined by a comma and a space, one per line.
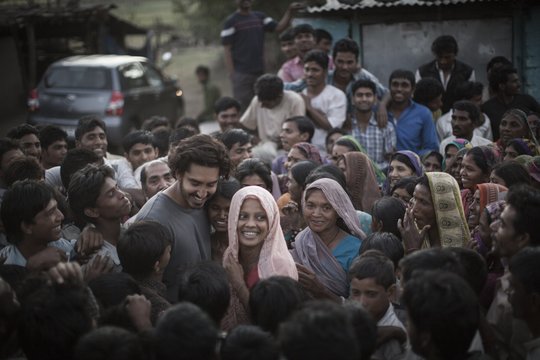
28, 55, 183, 147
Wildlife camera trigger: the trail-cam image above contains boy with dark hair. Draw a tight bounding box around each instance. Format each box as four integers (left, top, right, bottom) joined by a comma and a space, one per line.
0, 138, 23, 191
0, 180, 71, 269
278, 28, 297, 62
240, 74, 305, 145
416, 35, 476, 114
195, 65, 221, 123
59, 148, 100, 191
68, 164, 132, 272
413, 78, 444, 120
221, 325, 280, 360
6, 124, 41, 159
136, 134, 230, 301
348, 251, 406, 360
177, 261, 231, 325
315, 28, 333, 55
117, 220, 172, 324
214, 96, 241, 133
38, 125, 68, 169
273, 116, 315, 175
279, 23, 317, 83
508, 247, 540, 359
4, 156, 44, 187
403, 270, 480, 360
141, 115, 169, 132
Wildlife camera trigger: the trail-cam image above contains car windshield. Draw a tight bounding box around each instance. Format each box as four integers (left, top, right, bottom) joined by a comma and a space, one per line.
44, 67, 111, 89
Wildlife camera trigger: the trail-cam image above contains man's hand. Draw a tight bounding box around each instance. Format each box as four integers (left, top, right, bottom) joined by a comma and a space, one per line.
288, 2, 306, 13
376, 103, 389, 128
83, 255, 114, 283
76, 226, 104, 258
47, 261, 84, 286
125, 294, 152, 331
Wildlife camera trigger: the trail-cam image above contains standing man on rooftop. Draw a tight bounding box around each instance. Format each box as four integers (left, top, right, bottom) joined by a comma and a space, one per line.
222, 0, 305, 112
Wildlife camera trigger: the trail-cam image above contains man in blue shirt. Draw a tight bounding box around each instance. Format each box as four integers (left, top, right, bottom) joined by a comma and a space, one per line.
387, 69, 439, 156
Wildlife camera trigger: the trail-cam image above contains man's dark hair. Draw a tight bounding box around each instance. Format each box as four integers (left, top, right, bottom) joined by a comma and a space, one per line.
332, 38, 359, 61
315, 28, 332, 43
175, 117, 200, 133
254, 74, 283, 102
390, 176, 418, 198
290, 161, 319, 189
60, 148, 100, 189
195, 65, 210, 76
283, 116, 315, 142
168, 134, 230, 178
491, 161, 531, 188
75, 116, 107, 141
279, 27, 295, 42
74, 326, 151, 360
488, 65, 518, 93
351, 79, 376, 97
39, 125, 68, 150
18, 278, 93, 360
219, 129, 251, 150
389, 69, 416, 88
122, 130, 155, 153
509, 247, 540, 295
370, 197, 406, 240
455, 81, 484, 101
177, 261, 231, 324
67, 164, 115, 224
453, 100, 481, 126
293, 23, 315, 38
208, 177, 241, 203
303, 49, 329, 71
279, 301, 360, 360
152, 127, 171, 157
349, 250, 395, 289
414, 78, 444, 106
250, 276, 307, 335
6, 124, 39, 141
399, 248, 465, 284
0, 138, 20, 164
221, 325, 279, 360
117, 221, 172, 280
87, 273, 141, 309
431, 35, 458, 56
402, 271, 479, 360
486, 55, 512, 73
1, 180, 54, 245
214, 96, 241, 114
505, 184, 540, 246
4, 156, 44, 187
141, 115, 169, 132
343, 302, 378, 360
155, 302, 219, 360
359, 231, 405, 269
446, 247, 488, 296
169, 126, 196, 148
235, 158, 272, 190
305, 164, 347, 190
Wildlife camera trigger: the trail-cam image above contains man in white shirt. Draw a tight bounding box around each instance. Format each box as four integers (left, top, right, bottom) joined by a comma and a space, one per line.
301, 49, 347, 154
439, 100, 492, 155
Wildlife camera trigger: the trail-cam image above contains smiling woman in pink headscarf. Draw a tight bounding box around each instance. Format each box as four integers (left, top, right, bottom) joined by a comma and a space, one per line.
222, 186, 298, 329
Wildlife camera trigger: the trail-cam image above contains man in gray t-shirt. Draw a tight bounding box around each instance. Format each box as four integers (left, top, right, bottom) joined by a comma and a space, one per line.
135, 134, 230, 301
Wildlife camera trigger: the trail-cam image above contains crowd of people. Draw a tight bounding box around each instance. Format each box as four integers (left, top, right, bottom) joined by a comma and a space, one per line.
1, 1, 540, 360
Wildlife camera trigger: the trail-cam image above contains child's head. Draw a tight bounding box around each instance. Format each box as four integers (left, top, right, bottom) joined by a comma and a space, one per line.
370, 197, 406, 239
68, 164, 131, 225
206, 177, 241, 234
221, 325, 279, 360
348, 250, 395, 321
117, 221, 172, 280
359, 232, 404, 270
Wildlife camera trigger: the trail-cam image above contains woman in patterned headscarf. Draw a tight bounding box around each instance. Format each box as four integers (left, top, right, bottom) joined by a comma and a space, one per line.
399, 172, 470, 252
222, 186, 298, 329
497, 108, 538, 153
468, 183, 507, 233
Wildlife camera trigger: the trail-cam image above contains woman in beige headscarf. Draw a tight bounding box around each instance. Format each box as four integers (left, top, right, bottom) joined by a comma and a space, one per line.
399, 172, 470, 252
337, 152, 381, 213
222, 186, 298, 330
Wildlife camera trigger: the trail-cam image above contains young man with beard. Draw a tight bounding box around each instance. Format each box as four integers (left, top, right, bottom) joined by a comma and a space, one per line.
348, 79, 396, 170
387, 69, 439, 156
439, 100, 491, 154
222, 0, 304, 111
135, 134, 230, 301
301, 49, 347, 154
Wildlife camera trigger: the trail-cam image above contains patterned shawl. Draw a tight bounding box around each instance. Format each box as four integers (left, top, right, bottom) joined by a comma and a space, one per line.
223, 186, 298, 281
476, 183, 508, 215
341, 152, 381, 213
291, 178, 365, 297
427, 172, 470, 247
339, 135, 386, 184
442, 138, 472, 170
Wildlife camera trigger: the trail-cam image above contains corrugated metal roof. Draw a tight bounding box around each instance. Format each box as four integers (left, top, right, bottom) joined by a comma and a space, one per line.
307, 0, 509, 12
